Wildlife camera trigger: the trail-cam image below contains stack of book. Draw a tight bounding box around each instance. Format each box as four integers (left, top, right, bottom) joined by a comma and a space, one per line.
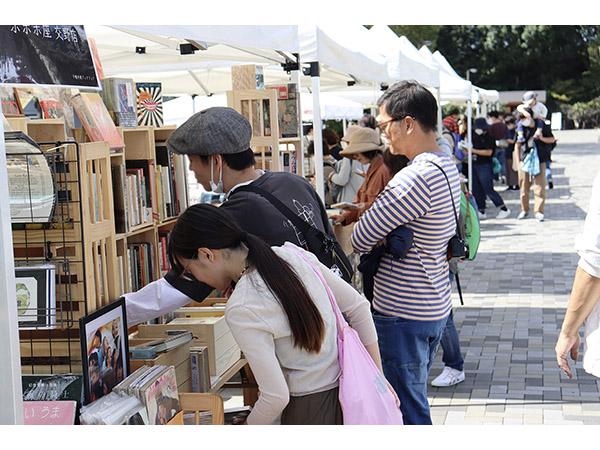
81, 365, 180, 425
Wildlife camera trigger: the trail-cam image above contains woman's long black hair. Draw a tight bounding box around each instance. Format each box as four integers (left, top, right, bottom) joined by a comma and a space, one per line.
168, 203, 325, 353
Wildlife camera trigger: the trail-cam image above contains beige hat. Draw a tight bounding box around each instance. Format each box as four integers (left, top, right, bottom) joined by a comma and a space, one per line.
339, 127, 385, 156
341, 125, 361, 143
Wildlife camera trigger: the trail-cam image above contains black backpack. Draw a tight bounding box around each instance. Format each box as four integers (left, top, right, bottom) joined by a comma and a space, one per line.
234, 185, 354, 283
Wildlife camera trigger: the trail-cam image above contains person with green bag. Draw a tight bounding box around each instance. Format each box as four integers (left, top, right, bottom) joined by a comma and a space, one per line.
430, 190, 479, 387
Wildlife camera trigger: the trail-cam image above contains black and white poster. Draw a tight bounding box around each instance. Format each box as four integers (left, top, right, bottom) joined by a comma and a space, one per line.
0, 25, 100, 89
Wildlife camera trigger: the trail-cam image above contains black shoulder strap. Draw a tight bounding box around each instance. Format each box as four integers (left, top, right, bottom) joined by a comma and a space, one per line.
233, 184, 313, 235
428, 160, 465, 306
427, 160, 460, 232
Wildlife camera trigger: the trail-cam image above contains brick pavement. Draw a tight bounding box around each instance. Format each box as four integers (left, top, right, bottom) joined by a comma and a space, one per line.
428, 129, 600, 425
219, 129, 600, 425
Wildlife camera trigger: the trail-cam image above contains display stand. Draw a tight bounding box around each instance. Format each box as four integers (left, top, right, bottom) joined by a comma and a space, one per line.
7, 117, 188, 375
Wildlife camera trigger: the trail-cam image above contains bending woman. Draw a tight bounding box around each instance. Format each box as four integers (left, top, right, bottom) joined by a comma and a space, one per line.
168, 203, 396, 425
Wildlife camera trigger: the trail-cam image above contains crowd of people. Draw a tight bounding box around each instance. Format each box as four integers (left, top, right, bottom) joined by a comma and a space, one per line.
119, 83, 593, 426
440, 91, 556, 222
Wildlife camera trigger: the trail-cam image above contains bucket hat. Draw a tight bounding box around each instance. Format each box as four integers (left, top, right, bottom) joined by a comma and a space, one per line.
339, 127, 385, 156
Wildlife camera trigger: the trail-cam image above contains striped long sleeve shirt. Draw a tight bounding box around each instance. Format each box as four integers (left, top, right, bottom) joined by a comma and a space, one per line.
351, 152, 461, 321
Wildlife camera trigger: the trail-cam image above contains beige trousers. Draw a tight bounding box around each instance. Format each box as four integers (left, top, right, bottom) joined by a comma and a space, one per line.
518, 161, 546, 214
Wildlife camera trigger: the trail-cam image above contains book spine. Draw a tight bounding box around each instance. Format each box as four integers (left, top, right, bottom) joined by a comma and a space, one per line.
190, 349, 200, 393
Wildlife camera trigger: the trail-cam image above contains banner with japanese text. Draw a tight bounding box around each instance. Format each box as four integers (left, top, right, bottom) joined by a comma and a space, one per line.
0, 25, 100, 89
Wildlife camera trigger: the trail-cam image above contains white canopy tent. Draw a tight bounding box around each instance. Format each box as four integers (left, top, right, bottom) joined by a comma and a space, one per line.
87, 25, 389, 200
367, 25, 440, 89
300, 92, 365, 121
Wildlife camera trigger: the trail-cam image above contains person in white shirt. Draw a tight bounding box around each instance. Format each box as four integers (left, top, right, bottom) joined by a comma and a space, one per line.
167, 202, 398, 425
556, 171, 600, 378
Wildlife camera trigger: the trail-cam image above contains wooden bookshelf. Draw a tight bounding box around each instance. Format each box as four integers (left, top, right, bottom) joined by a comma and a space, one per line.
7, 117, 188, 374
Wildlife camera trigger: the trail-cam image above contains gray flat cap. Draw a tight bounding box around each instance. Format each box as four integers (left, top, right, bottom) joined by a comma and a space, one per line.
166, 107, 252, 156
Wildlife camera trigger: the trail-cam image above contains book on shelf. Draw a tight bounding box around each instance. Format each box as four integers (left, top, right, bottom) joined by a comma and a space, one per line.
101, 77, 137, 128
70, 92, 125, 151
189, 346, 211, 393
130, 330, 193, 359
111, 164, 130, 233
158, 232, 171, 277
155, 144, 181, 219
173, 153, 189, 213
128, 242, 155, 291
135, 82, 164, 128
126, 159, 158, 222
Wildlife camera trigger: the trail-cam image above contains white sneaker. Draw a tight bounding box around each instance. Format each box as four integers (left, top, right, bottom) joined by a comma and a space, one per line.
496, 208, 511, 219
517, 211, 528, 220
431, 367, 465, 387
535, 213, 545, 222
477, 211, 487, 220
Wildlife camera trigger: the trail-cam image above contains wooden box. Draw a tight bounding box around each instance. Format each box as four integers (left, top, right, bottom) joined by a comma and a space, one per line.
128, 339, 192, 393
137, 316, 240, 378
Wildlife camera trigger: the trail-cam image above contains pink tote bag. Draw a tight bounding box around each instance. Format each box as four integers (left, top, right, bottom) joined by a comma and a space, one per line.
290, 247, 403, 425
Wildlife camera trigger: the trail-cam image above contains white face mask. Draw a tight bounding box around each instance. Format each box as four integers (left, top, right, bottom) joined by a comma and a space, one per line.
522, 118, 532, 127
474, 129, 484, 135
209, 156, 224, 194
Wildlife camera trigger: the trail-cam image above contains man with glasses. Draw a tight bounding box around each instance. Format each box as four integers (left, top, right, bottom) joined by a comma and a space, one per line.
351, 80, 461, 425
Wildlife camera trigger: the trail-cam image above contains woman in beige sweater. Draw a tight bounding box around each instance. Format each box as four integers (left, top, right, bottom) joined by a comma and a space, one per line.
168, 203, 397, 425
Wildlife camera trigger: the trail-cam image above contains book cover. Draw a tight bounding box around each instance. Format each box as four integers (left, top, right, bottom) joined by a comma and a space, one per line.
135, 82, 163, 127
141, 366, 180, 425
22, 374, 83, 404
267, 83, 300, 138
71, 92, 125, 151
102, 77, 137, 128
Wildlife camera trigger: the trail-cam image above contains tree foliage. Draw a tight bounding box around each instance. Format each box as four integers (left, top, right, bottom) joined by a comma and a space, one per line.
435, 25, 598, 105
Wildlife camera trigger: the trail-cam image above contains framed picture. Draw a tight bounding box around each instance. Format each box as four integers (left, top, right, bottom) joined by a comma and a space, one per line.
79, 298, 130, 405
15, 264, 56, 329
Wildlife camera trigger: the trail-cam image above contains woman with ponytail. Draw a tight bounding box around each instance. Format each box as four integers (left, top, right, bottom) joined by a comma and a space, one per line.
168, 203, 392, 425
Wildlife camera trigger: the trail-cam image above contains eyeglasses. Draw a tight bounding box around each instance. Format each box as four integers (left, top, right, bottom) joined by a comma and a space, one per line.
180, 252, 198, 282
376, 119, 398, 135
376, 116, 416, 136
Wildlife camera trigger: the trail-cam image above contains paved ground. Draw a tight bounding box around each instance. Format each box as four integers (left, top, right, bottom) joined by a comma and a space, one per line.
219, 129, 600, 425
428, 129, 600, 425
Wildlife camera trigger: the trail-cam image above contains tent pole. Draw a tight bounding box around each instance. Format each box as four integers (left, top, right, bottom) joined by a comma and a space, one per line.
309, 62, 325, 201
467, 96, 473, 193
290, 67, 305, 177
0, 121, 24, 425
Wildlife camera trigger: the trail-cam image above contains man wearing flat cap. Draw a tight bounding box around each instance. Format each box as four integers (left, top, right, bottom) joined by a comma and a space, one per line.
124, 107, 342, 326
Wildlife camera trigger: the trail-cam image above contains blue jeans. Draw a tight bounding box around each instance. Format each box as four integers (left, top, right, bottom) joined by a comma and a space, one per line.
472, 162, 506, 212
373, 311, 448, 425
440, 310, 464, 371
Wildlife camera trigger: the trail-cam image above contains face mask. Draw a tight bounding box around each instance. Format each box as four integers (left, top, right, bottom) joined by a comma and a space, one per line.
522, 118, 532, 127
209, 156, 224, 193
474, 129, 483, 135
